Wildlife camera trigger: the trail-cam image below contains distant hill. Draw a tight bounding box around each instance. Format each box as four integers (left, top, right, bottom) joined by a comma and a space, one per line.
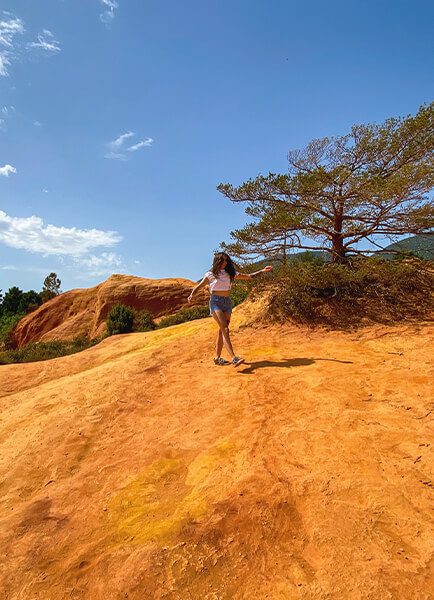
244, 235, 433, 269
379, 234, 434, 260
243, 250, 330, 271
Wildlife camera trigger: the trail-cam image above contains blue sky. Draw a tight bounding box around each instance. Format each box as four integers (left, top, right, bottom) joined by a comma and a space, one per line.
1, 0, 433, 294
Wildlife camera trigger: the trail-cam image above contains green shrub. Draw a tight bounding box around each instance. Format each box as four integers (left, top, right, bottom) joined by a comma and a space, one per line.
0, 337, 100, 364
135, 309, 157, 332
106, 303, 136, 335
158, 305, 210, 328
230, 282, 250, 307
0, 312, 25, 350
1, 287, 24, 314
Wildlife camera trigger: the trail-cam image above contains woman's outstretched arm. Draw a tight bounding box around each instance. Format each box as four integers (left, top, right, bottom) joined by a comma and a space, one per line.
235, 266, 273, 280
188, 275, 209, 304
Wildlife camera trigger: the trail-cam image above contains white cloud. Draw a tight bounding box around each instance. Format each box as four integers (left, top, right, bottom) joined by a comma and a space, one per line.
1, 105, 15, 116
0, 15, 24, 47
0, 15, 24, 76
33, 120, 42, 126
74, 252, 124, 276
0, 53, 11, 76
100, 0, 119, 25
27, 29, 61, 54
0, 164, 16, 176
1, 264, 53, 274
0, 210, 122, 256
111, 131, 134, 148
0, 105, 16, 130
104, 131, 153, 160
127, 138, 153, 152
104, 131, 134, 159
0, 13, 60, 76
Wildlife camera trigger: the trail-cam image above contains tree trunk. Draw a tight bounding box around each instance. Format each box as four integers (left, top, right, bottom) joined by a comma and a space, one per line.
331, 234, 346, 263
332, 210, 346, 263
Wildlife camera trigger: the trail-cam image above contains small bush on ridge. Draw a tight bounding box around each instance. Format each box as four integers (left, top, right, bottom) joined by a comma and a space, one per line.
106, 304, 136, 335
135, 309, 157, 332
158, 306, 210, 328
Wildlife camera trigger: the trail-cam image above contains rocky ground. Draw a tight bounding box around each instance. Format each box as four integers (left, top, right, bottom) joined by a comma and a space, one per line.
0, 298, 433, 599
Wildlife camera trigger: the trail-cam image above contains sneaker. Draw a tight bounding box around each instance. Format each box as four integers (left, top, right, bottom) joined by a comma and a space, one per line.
214, 357, 231, 366
232, 356, 245, 368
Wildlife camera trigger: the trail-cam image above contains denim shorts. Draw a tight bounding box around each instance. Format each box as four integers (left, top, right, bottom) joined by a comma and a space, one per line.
209, 294, 232, 315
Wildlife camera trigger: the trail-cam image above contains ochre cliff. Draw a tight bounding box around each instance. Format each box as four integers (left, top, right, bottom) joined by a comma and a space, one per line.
0, 299, 433, 599
12, 274, 207, 348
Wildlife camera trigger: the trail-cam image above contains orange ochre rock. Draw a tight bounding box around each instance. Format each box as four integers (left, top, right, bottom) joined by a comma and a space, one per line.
0, 299, 433, 599
12, 274, 208, 348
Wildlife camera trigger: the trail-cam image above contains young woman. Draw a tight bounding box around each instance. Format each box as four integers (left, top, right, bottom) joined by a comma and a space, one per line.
188, 252, 273, 367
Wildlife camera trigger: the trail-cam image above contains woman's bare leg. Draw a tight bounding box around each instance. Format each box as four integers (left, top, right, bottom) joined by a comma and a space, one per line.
215, 314, 231, 357
212, 310, 235, 359
216, 329, 223, 357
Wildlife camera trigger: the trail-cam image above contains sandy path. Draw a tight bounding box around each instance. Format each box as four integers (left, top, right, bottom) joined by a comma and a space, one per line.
0, 305, 433, 599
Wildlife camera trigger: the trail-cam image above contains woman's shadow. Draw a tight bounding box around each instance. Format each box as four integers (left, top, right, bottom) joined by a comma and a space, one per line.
239, 357, 352, 374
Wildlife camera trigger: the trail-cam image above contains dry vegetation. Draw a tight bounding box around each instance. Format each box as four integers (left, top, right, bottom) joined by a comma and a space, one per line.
254, 258, 434, 328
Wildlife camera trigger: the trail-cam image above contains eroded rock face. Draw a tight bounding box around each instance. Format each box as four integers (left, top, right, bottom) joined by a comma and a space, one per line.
0, 309, 433, 599
12, 274, 208, 348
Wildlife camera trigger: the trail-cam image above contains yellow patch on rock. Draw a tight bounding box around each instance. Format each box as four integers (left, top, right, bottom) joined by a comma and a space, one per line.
107, 440, 236, 546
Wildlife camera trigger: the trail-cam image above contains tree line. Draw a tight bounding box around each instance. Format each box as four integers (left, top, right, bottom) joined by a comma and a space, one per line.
0, 273, 61, 319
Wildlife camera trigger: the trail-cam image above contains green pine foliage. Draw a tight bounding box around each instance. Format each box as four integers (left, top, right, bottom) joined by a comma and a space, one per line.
0, 287, 42, 315
134, 309, 157, 332
106, 303, 136, 335
41, 273, 62, 303
106, 305, 157, 335
219, 103, 434, 264
0, 275, 54, 352
0, 312, 26, 350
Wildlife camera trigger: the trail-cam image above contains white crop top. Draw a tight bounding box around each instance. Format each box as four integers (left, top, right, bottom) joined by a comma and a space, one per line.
205, 269, 239, 293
